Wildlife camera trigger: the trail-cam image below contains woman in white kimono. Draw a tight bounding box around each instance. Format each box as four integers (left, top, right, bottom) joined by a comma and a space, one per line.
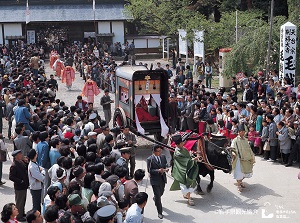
231, 124, 255, 192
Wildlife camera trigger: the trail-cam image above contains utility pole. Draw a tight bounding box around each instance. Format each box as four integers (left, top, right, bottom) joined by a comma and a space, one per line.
236, 10, 238, 44
266, 0, 274, 80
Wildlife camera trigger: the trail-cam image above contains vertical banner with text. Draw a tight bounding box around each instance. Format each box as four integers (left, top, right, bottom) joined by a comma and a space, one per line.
279, 22, 297, 86
178, 29, 188, 65
178, 29, 187, 55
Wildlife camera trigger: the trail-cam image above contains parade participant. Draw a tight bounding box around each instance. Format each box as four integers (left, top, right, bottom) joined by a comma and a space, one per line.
146, 145, 169, 219
61, 66, 75, 90
52, 55, 65, 79
170, 134, 199, 206
116, 126, 137, 178
135, 97, 159, 122
9, 150, 29, 222
100, 89, 114, 127
231, 123, 255, 192
49, 50, 58, 69
81, 78, 100, 104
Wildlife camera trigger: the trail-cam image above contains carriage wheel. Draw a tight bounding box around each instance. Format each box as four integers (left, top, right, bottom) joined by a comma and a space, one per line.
113, 108, 127, 128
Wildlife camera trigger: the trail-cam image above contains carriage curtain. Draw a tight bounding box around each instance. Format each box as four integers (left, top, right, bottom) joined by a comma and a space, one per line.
152, 94, 169, 137
134, 95, 145, 134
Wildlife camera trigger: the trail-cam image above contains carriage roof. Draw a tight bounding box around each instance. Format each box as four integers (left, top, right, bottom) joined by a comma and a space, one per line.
115, 65, 148, 81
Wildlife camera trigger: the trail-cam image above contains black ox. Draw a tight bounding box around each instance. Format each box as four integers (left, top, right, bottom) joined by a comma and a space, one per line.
192, 138, 232, 194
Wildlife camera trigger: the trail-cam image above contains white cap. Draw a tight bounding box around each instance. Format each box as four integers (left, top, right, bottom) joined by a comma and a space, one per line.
88, 132, 97, 137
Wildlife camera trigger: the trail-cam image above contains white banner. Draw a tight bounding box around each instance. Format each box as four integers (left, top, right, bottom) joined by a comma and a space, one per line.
27, 30, 35, 44
194, 30, 204, 58
178, 29, 187, 55
279, 22, 297, 86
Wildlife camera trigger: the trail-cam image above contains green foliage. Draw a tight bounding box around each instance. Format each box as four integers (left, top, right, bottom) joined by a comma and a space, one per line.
204, 10, 265, 53
125, 0, 206, 37
223, 15, 287, 77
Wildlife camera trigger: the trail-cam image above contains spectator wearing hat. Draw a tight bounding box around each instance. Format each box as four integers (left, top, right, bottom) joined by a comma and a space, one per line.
75, 95, 88, 113
124, 169, 145, 205
124, 192, 148, 223
5, 95, 17, 139
27, 149, 45, 212
9, 150, 29, 222
100, 89, 114, 127
116, 147, 131, 179
231, 124, 255, 192
95, 204, 117, 223
146, 145, 169, 219
170, 134, 199, 206
116, 126, 137, 178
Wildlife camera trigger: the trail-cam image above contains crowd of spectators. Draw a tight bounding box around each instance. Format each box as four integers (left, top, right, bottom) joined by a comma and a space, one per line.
0, 42, 149, 223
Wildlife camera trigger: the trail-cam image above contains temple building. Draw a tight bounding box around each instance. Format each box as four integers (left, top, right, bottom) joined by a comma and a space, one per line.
0, 0, 131, 46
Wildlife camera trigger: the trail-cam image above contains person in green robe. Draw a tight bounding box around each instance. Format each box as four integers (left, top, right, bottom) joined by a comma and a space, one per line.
170, 134, 199, 206
231, 123, 255, 192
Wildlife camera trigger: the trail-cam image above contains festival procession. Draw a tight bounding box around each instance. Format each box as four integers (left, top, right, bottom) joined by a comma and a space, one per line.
0, 0, 300, 223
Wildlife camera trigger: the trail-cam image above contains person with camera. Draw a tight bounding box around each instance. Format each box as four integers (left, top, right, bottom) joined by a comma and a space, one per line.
146, 145, 169, 219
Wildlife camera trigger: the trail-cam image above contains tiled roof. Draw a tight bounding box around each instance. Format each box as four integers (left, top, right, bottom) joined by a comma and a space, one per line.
0, 4, 131, 22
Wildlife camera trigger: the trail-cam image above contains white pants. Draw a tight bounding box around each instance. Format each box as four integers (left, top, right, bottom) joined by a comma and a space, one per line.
179, 183, 196, 196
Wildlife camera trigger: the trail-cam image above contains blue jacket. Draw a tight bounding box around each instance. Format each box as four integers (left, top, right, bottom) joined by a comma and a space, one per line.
37, 141, 51, 169
49, 148, 61, 167
14, 106, 31, 124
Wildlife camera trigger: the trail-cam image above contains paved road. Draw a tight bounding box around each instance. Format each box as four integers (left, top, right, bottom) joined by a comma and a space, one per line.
0, 59, 300, 223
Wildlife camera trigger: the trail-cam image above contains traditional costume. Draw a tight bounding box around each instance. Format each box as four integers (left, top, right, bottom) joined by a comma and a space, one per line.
81, 79, 100, 103
49, 50, 58, 69
170, 135, 199, 204
231, 124, 255, 191
53, 58, 65, 79
62, 66, 75, 90
136, 97, 159, 122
